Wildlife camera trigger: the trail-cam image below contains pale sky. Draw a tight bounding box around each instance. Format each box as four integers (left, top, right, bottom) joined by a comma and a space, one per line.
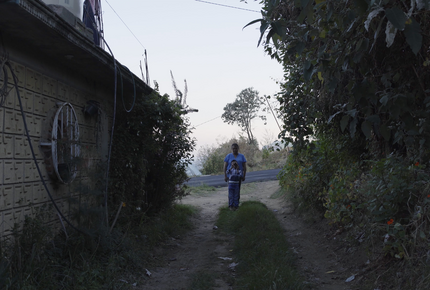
101, 0, 284, 159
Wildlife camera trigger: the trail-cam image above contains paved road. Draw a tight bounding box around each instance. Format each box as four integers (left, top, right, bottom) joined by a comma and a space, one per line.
185, 168, 282, 188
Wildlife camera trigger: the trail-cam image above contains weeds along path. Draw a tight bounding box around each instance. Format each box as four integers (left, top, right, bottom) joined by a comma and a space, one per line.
139, 180, 366, 290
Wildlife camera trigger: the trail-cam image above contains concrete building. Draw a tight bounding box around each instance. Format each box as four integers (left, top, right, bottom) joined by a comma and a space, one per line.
0, 0, 152, 237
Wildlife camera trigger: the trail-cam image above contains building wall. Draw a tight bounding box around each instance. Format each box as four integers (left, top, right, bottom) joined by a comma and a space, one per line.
0, 46, 113, 237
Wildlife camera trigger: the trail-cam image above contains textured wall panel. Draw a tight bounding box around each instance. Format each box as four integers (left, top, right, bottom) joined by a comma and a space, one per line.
24, 90, 34, 112
13, 184, 24, 207
15, 112, 24, 135
24, 161, 34, 182
43, 76, 57, 98
35, 71, 43, 94
4, 84, 15, 109
24, 114, 34, 136
36, 160, 48, 180
8, 61, 25, 88
1, 185, 13, 210
26, 68, 42, 93
14, 88, 31, 112
25, 68, 35, 91
58, 82, 70, 102
33, 182, 48, 204
23, 184, 33, 205
0, 160, 2, 185
34, 94, 55, 115
3, 161, 14, 184
4, 109, 16, 134
14, 136, 25, 159
32, 116, 43, 137
29, 137, 41, 159
0, 134, 13, 159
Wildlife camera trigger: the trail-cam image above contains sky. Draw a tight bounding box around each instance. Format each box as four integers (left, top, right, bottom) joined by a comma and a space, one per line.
100, 0, 284, 160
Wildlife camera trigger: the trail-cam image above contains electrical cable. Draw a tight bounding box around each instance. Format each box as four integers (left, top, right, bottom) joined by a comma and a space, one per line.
263, 95, 282, 131
120, 65, 136, 113
195, 0, 260, 13
0, 56, 9, 107
81, 4, 120, 227
195, 115, 221, 127
3, 59, 87, 235
104, 0, 146, 50
97, 28, 117, 228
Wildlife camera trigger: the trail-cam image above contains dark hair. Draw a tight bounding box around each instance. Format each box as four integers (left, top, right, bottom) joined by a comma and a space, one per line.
231, 143, 239, 148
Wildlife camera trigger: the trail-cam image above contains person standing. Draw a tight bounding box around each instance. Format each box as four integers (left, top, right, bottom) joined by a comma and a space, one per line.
224, 143, 247, 209
226, 160, 242, 210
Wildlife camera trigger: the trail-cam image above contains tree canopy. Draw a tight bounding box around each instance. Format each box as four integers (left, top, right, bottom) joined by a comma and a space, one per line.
246, 0, 430, 158
221, 87, 266, 144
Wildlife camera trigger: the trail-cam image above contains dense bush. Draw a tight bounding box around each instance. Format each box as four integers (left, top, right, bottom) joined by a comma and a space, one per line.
110, 91, 195, 215
280, 139, 430, 263
252, 1, 430, 277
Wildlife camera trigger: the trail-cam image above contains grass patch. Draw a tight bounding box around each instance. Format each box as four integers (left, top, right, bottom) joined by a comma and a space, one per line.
216, 201, 306, 289
188, 184, 218, 196
1, 204, 197, 289
238, 183, 257, 195
269, 187, 285, 199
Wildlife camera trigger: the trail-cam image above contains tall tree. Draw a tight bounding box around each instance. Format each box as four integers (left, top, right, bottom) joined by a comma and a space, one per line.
222, 87, 266, 144
246, 0, 430, 157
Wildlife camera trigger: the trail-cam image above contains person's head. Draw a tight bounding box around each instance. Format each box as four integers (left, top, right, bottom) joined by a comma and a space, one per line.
231, 160, 238, 169
231, 143, 239, 155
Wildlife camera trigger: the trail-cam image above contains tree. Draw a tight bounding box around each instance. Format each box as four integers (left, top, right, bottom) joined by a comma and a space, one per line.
246, 0, 430, 158
221, 87, 266, 144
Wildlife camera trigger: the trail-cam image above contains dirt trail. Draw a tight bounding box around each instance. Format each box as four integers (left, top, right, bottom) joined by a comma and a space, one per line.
138, 180, 367, 290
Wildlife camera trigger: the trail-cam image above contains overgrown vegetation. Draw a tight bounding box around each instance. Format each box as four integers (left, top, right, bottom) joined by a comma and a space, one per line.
1, 88, 197, 288
0, 204, 196, 289
245, 0, 430, 288
110, 90, 195, 214
216, 201, 305, 289
197, 136, 289, 175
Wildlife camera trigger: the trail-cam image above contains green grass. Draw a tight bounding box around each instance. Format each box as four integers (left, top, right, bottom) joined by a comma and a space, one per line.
1, 204, 198, 290
238, 183, 257, 195
269, 187, 285, 199
188, 183, 218, 196
216, 201, 306, 290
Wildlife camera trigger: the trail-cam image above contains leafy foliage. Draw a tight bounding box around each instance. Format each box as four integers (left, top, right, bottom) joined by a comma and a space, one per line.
110, 91, 195, 214
247, 0, 430, 157
222, 88, 267, 145
247, 0, 430, 287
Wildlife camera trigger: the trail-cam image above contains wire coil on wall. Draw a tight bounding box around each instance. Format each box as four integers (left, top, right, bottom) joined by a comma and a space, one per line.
41, 102, 80, 184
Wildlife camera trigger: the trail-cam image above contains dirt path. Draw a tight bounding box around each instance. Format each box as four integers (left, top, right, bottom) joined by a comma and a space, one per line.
138, 180, 367, 290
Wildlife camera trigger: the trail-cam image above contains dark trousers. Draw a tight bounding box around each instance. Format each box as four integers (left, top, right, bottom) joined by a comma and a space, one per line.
228, 183, 240, 208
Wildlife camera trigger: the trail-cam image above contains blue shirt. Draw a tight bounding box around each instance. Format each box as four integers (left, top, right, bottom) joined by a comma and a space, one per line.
224, 153, 247, 172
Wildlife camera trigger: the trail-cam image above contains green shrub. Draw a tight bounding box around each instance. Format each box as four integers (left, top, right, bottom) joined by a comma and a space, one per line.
110, 91, 195, 214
